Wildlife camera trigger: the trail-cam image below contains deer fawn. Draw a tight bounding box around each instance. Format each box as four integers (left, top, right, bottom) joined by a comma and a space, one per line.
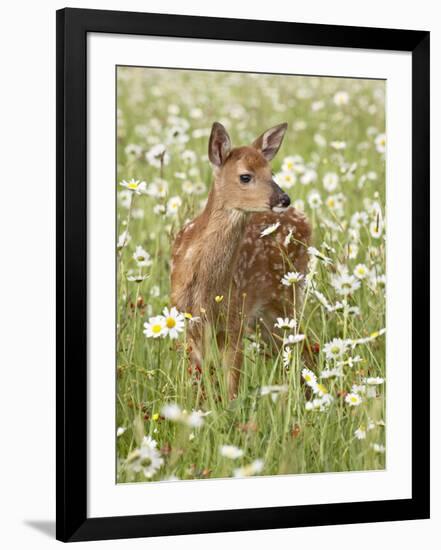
171, 122, 311, 399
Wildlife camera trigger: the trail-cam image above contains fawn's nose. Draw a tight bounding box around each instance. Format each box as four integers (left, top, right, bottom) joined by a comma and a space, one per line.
280, 193, 291, 208
270, 181, 291, 212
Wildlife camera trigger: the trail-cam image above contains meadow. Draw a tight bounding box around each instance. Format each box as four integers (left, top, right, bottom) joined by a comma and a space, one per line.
116, 67, 386, 482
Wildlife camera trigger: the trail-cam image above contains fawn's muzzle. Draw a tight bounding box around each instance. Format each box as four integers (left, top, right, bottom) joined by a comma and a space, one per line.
270, 181, 291, 212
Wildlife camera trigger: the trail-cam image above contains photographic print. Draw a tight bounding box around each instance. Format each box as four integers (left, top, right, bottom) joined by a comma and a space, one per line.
115, 66, 386, 483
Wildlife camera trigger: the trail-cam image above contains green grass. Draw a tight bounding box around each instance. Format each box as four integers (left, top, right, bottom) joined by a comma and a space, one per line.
116, 67, 386, 482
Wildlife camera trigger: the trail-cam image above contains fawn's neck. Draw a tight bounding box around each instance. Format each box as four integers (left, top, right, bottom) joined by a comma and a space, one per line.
193, 188, 248, 308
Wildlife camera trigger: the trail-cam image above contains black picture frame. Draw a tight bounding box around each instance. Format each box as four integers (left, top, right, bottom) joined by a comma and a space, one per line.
56, 7, 430, 543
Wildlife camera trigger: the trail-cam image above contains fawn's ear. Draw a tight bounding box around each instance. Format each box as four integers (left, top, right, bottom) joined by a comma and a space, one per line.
252, 123, 288, 161
208, 122, 232, 167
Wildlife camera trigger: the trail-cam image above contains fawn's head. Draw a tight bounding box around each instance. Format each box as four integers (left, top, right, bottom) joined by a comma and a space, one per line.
208, 122, 290, 213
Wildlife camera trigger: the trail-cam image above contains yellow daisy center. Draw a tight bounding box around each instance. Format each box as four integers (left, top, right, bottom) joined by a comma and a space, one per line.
127, 182, 138, 189
166, 317, 176, 329
152, 324, 162, 334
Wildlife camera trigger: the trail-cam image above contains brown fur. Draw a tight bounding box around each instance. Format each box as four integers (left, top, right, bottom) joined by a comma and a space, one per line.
170, 123, 311, 398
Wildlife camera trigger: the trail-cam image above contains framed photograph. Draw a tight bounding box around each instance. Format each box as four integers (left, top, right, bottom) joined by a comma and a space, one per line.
56, 8, 430, 542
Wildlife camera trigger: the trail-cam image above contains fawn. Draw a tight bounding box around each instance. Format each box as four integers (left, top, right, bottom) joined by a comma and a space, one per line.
171, 122, 311, 399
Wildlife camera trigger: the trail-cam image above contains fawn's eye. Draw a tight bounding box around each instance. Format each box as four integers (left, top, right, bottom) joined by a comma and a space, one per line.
239, 174, 252, 183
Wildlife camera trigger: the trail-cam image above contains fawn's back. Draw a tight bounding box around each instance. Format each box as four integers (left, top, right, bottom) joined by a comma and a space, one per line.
235, 207, 311, 335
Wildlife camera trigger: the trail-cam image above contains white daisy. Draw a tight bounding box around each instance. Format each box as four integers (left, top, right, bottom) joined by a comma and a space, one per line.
161, 404, 208, 428
339, 355, 362, 368
307, 189, 322, 209
190, 107, 203, 119
323, 338, 349, 360
181, 180, 195, 194
345, 393, 363, 407
284, 334, 306, 345
325, 194, 343, 213
260, 385, 288, 398
133, 245, 152, 267
118, 190, 132, 209
320, 366, 343, 379
364, 377, 385, 385
153, 204, 166, 215
193, 181, 207, 195
313, 290, 332, 311
282, 346, 293, 368
281, 271, 304, 286
120, 178, 147, 195
117, 230, 131, 250
300, 169, 317, 185
351, 384, 366, 394
127, 273, 149, 283
166, 196, 183, 217
143, 315, 166, 339
283, 229, 294, 247
282, 155, 304, 173
302, 368, 317, 388
168, 104, 180, 115
333, 90, 350, 106
374, 133, 386, 154
330, 140, 347, 150
353, 263, 369, 280
369, 219, 383, 239
181, 149, 197, 164
331, 273, 361, 296
352, 328, 386, 345
354, 427, 367, 440
161, 403, 182, 421
186, 411, 205, 428
233, 459, 264, 478
311, 100, 324, 112
260, 221, 281, 237
150, 285, 160, 297
307, 247, 332, 265
314, 133, 327, 147
126, 436, 164, 479
312, 382, 329, 397
131, 208, 144, 220
305, 394, 334, 411
145, 143, 170, 168
348, 242, 359, 260
351, 211, 369, 228
162, 307, 185, 339
276, 171, 297, 189
124, 143, 143, 159
323, 172, 339, 192
275, 317, 297, 330
220, 445, 244, 459
371, 443, 386, 453
147, 178, 169, 199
